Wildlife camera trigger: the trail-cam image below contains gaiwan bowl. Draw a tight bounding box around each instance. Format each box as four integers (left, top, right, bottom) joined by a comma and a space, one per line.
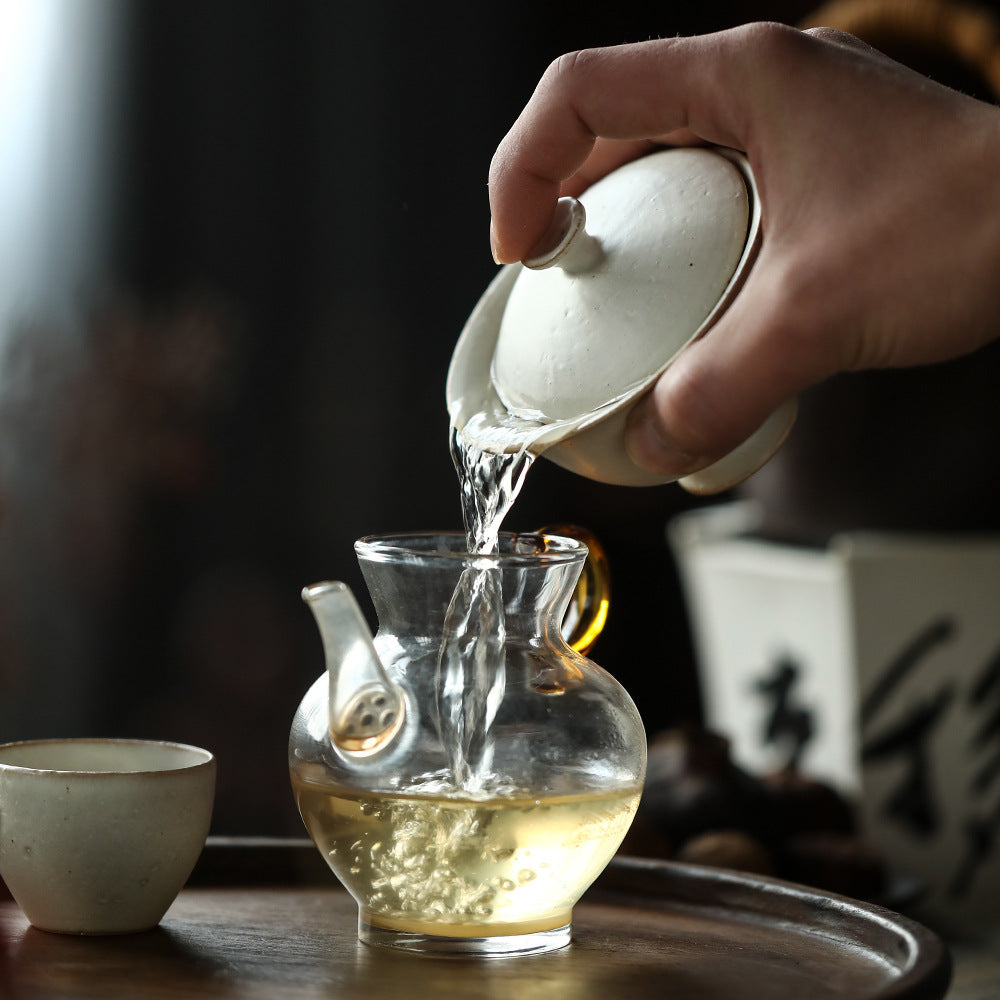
0, 738, 216, 934
447, 147, 796, 492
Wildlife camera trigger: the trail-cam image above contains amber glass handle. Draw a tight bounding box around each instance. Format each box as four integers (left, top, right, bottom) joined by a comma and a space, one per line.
537, 523, 610, 656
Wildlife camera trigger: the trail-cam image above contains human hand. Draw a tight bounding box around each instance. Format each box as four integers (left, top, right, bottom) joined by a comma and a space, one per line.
488, 23, 1000, 479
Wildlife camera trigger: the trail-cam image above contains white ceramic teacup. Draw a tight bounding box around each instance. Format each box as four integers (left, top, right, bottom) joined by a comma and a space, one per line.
0, 738, 216, 934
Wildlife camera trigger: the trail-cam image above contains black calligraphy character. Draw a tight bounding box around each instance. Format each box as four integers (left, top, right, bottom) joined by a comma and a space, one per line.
951, 643, 1000, 897
969, 645, 1000, 795
862, 690, 955, 837
753, 654, 815, 769
860, 617, 956, 839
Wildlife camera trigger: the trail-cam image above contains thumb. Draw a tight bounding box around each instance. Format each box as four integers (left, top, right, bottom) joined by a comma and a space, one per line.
624, 260, 837, 478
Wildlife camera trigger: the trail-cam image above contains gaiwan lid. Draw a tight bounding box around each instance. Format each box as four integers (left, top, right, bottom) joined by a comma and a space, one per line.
447, 146, 796, 492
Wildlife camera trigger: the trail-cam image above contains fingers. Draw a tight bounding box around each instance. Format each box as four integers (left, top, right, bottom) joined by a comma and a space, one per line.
488, 29, 772, 262
488, 24, 900, 264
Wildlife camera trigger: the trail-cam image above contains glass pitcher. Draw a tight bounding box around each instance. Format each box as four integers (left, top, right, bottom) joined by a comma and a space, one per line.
288, 529, 646, 956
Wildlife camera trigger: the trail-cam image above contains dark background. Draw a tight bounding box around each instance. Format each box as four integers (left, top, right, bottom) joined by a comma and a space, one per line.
1, 0, 998, 834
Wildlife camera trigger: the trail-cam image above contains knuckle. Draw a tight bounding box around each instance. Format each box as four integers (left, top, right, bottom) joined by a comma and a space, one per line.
734, 21, 813, 75
713, 23, 812, 101
542, 48, 602, 95
736, 20, 800, 56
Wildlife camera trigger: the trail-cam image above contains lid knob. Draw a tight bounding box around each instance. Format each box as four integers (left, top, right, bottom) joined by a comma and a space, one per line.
523, 197, 604, 274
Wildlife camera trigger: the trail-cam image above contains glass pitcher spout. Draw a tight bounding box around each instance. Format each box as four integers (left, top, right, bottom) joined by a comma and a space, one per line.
301, 582, 407, 757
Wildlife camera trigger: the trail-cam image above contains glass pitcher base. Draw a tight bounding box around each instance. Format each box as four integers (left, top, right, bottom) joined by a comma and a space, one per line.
358, 914, 572, 957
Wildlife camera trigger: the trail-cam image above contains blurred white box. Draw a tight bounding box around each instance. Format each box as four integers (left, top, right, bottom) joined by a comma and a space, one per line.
670, 500, 1000, 928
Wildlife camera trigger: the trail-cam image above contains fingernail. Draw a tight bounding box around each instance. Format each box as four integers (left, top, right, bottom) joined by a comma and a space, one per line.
489, 219, 501, 264
624, 403, 703, 477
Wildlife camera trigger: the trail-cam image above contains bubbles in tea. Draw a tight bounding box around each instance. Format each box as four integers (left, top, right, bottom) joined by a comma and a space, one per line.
292, 764, 640, 937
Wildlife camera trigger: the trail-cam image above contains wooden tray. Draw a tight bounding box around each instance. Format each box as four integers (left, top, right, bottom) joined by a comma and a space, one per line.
0, 839, 951, 1000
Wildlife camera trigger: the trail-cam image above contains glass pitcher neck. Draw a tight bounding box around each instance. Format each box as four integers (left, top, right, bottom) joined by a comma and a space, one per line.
355, 531, 586, 640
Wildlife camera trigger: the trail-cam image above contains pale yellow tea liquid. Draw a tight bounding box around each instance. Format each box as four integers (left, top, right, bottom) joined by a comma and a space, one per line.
292, 765, 640, 937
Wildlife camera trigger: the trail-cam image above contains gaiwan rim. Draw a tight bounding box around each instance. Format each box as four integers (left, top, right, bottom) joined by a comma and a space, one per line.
0, 737, 216, 775
355, 529, 587, 566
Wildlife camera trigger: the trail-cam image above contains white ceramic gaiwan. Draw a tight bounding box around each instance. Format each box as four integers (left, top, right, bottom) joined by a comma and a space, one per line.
447, 146, 796, 492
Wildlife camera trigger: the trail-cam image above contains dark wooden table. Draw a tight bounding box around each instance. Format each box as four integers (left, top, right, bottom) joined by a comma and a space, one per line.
0, 841, 964, 1000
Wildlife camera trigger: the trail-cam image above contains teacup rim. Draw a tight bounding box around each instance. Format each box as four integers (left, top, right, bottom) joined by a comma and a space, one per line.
0, 737, 215, 775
